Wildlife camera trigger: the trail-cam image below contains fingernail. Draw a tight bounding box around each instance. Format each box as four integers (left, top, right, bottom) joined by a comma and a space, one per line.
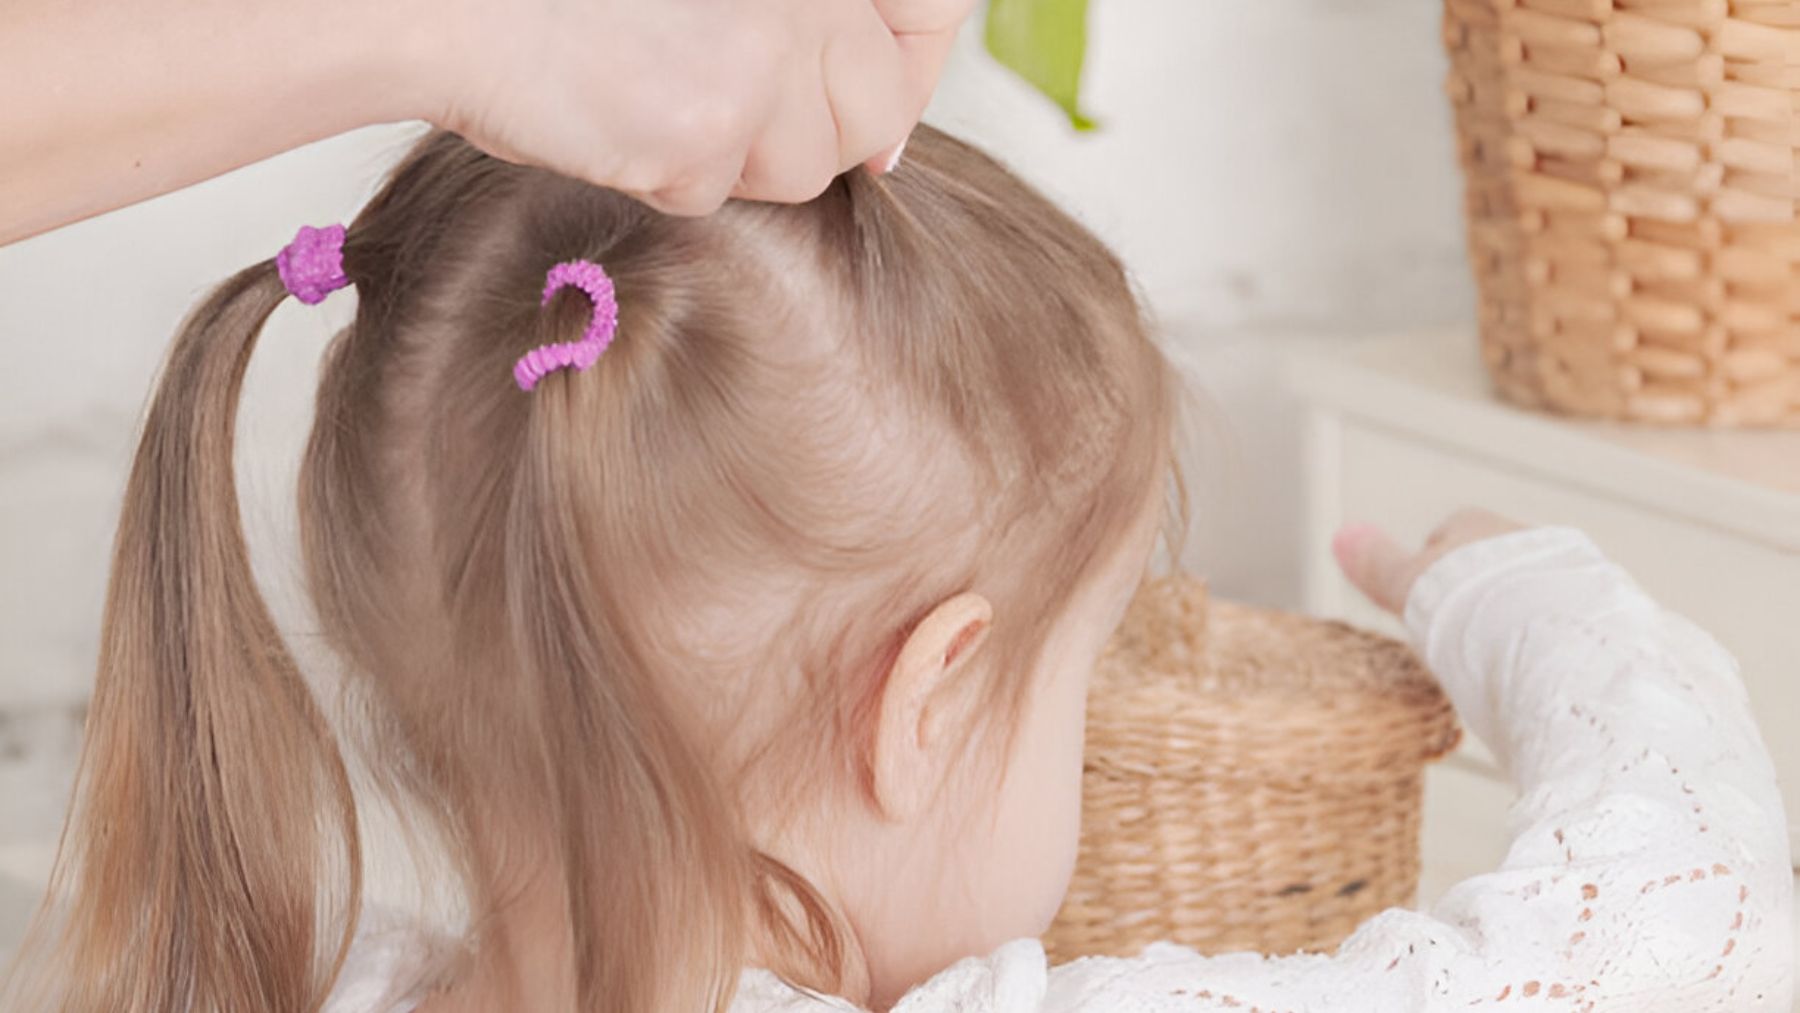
882, 139, 908, 174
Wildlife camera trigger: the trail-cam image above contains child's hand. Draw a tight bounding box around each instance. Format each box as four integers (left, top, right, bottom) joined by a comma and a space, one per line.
440, 0, 975, 215
1333, 509, 1524, 615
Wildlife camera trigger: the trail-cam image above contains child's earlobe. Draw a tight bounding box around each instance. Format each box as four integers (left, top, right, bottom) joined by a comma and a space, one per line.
869, 592, 993, 823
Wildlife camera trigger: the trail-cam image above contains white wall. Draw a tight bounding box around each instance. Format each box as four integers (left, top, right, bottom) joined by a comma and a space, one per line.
0, 125, 426, 712
930, 0, 1470, 334
0, 2, 1472, 714
925, 0, 1474, 605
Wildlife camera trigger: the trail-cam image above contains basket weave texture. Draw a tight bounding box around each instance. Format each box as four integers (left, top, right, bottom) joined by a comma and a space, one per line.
1444, 0, 1800, 427
1042, 577, 1462, 963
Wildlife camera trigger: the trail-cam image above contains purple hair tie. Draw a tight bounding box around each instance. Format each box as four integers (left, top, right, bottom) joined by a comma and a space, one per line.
276, 224, 350, 305
514, 260, 619, 392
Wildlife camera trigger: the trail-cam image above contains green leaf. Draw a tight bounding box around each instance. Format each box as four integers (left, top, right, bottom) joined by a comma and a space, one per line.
983, 0, 1099, 132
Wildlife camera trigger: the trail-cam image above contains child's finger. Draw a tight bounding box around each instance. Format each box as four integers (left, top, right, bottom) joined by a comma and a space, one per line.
1332, 522, 1415, 616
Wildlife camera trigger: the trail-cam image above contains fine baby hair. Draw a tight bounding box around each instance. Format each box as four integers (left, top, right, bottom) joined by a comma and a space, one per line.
4, 127, 1177, 1012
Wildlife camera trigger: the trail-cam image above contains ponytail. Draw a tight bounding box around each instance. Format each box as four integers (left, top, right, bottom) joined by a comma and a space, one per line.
3, 263, 361, 1011
501, 389, 753, 1011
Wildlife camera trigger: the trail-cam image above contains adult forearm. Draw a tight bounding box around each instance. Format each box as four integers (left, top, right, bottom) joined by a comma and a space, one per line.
0, 0, 435, 245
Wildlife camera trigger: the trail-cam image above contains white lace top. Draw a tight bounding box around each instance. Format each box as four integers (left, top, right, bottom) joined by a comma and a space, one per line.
329, 528, 1796, 1012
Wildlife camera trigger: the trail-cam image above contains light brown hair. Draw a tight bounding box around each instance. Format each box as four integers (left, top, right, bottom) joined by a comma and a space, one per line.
3, 126, 1174, 1012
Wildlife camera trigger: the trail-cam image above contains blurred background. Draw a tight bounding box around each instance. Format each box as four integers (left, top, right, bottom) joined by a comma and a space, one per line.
4, 0, 1794, 983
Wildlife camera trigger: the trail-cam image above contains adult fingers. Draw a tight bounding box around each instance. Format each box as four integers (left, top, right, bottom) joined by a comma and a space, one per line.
893, 27, 962, 102
821, 4, 916, 171
876, 0, 975, 110
736, 82, 842, 204
870, 0, 979, 35
863, 138, 908, 176
861, 29, 959, 174
1332, 522, 1418, 616
640, 148, 751, 216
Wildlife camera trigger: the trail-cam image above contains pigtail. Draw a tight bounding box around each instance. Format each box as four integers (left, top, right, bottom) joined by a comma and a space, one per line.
501, 389, 755, 1012
3, 263, 361, 1011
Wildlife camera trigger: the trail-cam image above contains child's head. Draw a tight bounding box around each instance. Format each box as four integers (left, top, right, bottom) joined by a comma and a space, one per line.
10, 127, 1174, 1012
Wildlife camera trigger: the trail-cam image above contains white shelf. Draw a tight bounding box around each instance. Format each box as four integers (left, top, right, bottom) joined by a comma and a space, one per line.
1289, 332, 1800, 551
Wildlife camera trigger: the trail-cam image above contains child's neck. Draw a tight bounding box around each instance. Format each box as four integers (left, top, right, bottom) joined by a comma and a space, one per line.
744, 872, 878, 1006
409, 860, 882, 1011
411, 869, 576, 1012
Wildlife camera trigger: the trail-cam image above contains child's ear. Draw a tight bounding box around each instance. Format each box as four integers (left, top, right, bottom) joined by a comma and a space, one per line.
870, 592, 994, 823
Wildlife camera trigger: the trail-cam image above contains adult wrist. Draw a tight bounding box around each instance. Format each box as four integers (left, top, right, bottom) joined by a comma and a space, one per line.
336, 0, 461, 127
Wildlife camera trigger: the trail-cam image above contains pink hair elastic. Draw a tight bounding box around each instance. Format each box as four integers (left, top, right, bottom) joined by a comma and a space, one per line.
276, 224, 350, 305
513, 260, 619, 392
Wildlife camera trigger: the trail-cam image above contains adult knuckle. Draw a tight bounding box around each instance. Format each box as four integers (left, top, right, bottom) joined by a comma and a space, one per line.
651, 186, 720, 217
875, 0, 975, 31
662, 83, 755, 159
734, 15, 789, 75
612, 159, 670, 197
745, 168, 827, 205
788, 157, 841, 203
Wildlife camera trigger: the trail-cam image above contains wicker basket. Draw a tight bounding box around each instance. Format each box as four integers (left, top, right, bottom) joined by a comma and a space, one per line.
1042, 577, 1462, 963
1443, 0, 1800, 427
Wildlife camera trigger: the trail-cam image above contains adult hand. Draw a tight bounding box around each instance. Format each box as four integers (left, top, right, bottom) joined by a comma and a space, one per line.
1, 0, 976, 246
445, 0, 978, 215
1332, 509, 1524, 615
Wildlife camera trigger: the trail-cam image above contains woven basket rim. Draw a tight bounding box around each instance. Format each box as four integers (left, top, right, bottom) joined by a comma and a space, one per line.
1046, 574, 1458, 963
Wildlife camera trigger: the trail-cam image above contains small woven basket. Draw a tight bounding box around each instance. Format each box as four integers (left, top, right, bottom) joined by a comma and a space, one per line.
1043, 577, 1462, 962
1443, 0, 1800, 427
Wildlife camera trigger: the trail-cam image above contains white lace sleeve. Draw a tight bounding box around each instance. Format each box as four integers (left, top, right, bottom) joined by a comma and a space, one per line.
1032, 527, 1794, 1012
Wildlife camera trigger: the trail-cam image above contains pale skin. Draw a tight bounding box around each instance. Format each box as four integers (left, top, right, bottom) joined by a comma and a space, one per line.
0, 0, 975, 245
420, 506, 1522, 1010
824, 507, 1526, 1007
